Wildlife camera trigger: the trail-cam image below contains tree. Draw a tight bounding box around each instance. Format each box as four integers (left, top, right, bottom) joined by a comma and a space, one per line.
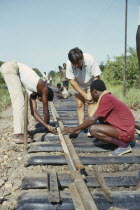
33, 68, 43, 77
99, 61, 106, 72
48, 70, 55, 78
0, 61, 5, 84
102, 48, 139, 88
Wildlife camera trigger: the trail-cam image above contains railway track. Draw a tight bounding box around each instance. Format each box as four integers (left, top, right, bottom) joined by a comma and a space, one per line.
16, 95, 140, 210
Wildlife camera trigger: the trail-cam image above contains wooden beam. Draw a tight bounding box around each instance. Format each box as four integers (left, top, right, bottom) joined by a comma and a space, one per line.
69, 183, 85, 210
47, 171, 61, 203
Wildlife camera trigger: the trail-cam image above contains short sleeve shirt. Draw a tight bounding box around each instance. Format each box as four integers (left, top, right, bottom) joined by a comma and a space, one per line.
94, 93, 135, 133
66, 53, 101, 88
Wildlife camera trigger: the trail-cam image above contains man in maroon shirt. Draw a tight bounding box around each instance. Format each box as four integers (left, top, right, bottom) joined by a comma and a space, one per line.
64, 80, 135, 156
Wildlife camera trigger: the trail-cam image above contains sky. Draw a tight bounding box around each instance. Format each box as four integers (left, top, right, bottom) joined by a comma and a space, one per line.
0, 0, 139, 74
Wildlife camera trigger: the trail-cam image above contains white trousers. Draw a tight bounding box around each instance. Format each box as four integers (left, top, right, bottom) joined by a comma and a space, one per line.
0, 61, 24, 134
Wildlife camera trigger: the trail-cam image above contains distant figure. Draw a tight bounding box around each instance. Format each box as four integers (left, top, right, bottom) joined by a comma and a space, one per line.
43, 72, 48, 81
0, 61, 57, 143
47, 76, 51, 86
56, 83, 71, 99
64, 80, 135, 156
66, 47, 101, 126
50, 76, 52, 85
58, 64, 69, 90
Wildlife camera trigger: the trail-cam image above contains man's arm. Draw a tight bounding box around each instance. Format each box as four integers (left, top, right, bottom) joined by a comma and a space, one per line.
42, 87, 50, 124
64, 114, 99, 133
30, 95, 57, 134
94, 75, 100, 80
70, 79, 92, 101
30, 96, 50, 129
70, 80, 86, 97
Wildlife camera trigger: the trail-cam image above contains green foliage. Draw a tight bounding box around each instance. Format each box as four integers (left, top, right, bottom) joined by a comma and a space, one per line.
0, 84, 11, 113
102, 48, 139, 88
99, 61, 106, 72
107, 83, 140, 109
0, 61, 5, 83
33, 68, 43, 77
48, 70, 56, 78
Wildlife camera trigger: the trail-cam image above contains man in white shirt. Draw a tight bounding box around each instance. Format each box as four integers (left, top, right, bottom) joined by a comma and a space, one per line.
66, 47, 101, 126
0, 61, 57, 143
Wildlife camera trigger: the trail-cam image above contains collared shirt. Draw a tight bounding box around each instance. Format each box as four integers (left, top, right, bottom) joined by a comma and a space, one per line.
66, 53, 101, 88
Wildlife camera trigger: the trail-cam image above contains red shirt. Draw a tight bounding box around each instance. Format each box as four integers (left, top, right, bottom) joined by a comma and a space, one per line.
94, 93, 135, 133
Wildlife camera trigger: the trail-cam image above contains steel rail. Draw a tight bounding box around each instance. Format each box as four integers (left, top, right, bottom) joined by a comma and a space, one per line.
49, 101, 98, 210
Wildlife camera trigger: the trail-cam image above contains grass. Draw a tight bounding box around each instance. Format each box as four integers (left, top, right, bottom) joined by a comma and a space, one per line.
0, 81, 140, 114
0, 84, 11, 113
106, 83, 140, 110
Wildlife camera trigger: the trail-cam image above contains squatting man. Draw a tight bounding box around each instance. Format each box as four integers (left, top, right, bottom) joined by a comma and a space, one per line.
63, 80, 135, 156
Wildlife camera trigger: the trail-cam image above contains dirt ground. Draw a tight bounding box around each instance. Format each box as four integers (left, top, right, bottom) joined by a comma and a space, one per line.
0, 105, 68, 209
0, 105, 140, 209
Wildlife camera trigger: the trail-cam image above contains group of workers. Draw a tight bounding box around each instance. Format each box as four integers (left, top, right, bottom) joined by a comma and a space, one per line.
0, 24, 140, 156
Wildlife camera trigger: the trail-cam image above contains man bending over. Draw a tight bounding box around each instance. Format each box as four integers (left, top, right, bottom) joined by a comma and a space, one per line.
0, 60, 57, 143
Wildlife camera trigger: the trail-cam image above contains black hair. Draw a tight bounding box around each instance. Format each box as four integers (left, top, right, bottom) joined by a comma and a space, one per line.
57, 83, 61, 87
48, 87, 54, 101
90, 80, 106, 91
68, 47, 83, 63
58, 66, 62, 70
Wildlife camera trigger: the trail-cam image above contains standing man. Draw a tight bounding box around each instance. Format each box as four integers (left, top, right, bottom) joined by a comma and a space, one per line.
66, 47, 101, 126
58, 63, 69, 90
64, 80, 135, 156
0, 61, 57, 143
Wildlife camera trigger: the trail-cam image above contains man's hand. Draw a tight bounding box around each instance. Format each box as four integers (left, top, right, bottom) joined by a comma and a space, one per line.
46, 126, 57, 134
63, 127, 81, 139
84, 93, 94, 104
63, 127, 75, 133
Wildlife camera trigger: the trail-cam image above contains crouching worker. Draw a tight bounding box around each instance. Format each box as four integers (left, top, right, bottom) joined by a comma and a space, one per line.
56, 83, 71, 99
0, 60, 57, 144
63, 80, 135, 156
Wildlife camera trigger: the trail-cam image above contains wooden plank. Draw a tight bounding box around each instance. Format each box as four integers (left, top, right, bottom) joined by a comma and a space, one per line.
16, 190, 140, 210
88, 165, 112, 202
69, 183, 85, 210
50, 101, 84, 170
28, 142, 140, 153
49, 101, 98, 209
21, 175, 139, 189
49, 101, 76, 171
47, 171, 60, 203
70, 170, 98, 210
91, 190, 140, 209
25, 155, 140, 166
